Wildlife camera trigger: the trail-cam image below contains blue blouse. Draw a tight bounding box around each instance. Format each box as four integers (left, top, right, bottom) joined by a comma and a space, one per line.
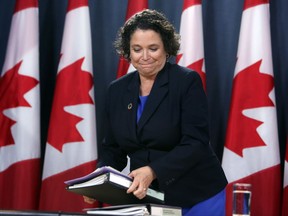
137, 95, 149, 123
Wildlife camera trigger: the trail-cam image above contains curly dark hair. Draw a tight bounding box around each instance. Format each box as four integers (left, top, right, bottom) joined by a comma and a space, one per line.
114, 9, 180, 60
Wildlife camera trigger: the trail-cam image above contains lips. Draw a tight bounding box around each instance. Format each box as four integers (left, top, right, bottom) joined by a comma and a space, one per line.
140, 63, 153, 68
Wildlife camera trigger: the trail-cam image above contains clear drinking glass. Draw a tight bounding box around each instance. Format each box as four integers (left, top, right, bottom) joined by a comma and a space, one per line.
232, 183, 252, 216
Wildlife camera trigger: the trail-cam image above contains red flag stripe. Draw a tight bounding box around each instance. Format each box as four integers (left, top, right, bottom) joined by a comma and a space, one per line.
183, 0, 201, 10
116, 0, 148, 79
244, 0, 269, 10
283, 187, 288, 216
14, 0, 38, 13
126, 0, 148, 20
225, 165, 281, 216
39, 161, 98, 211
116, 58, 130, 79
0, 159, 41, 210
67, 0, 88, 12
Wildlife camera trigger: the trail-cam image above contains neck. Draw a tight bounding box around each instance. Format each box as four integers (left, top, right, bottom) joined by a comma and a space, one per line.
139, 77, 154, 96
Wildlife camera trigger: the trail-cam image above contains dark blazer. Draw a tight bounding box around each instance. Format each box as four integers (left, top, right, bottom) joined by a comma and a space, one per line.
98, 62, 227, 207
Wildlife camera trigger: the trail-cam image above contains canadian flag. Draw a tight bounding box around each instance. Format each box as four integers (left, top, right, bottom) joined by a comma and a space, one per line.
39, 0, 98, 212
177, 0, 206, 91
115, 0, 148, 175
283, 137, 288, 216
222, 0, 281, 215
116, 0, 148, 79
0, 0, 40, 210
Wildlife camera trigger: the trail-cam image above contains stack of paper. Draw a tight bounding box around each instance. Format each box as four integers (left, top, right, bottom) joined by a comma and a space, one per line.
85, 203, 182, 216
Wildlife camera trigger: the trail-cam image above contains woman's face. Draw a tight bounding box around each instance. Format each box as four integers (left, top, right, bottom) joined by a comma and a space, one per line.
129, 29, 167, 79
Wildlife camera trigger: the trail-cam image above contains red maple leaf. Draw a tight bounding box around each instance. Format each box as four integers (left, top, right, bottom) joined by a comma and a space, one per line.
187, 59, 206, 91
0, 61, 39, 147
225, 60, 275, 157
47, 57, 94, 152
177, 54, 206, 90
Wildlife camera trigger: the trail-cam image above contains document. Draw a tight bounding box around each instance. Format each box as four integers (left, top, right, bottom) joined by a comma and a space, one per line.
85, 203, 182, 216
65, 166, 165, 205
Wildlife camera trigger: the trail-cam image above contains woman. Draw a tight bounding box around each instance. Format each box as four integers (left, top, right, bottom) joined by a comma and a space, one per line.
87, 9, 227, 215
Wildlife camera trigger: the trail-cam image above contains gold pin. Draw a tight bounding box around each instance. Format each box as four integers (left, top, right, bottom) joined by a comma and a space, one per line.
128, 103, 132, 110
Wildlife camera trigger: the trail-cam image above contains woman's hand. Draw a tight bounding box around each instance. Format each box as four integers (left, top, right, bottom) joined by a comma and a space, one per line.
83, 196, 96, 204
127, 166, 156, 200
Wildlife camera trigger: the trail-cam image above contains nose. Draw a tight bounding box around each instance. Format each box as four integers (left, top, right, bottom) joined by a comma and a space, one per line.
142, 50, 149, 60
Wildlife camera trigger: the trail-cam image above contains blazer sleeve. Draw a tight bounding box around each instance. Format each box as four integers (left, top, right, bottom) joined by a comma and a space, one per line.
149, 70, 211, 190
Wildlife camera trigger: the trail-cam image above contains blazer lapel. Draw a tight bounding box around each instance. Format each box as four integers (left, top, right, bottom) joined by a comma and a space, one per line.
123, 73, 140, 139
137, 66, 169, 133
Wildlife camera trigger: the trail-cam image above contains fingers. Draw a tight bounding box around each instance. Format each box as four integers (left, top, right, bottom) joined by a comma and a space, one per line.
126, 177, 138, 193
131, 186, 147, 200
137, 187, 147, 200
83, 196, 96, 204
127, 172, 145, 194
127, 178, 147, 199
127, 174, 147, 199
127, 166, 156, 200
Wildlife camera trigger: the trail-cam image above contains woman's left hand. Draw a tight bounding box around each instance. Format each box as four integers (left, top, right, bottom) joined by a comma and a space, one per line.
83, 196, 96, 204
126, 166, 156, 200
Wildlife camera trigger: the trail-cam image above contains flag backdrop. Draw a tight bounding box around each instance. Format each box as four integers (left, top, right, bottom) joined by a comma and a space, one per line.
0, 0, 287, 214
116, 0, 148, 79
39, 0, 98, 212
222, 0, 282, 215
0, 0, 41, 210
177, 0, 206, 91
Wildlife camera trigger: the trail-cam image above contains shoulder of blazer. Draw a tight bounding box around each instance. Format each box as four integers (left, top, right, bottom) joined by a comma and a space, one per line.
168, 63, 201, 83
109, 71, 139, 90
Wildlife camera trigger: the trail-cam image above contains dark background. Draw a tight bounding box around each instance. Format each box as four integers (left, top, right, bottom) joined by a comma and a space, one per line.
0, 0, 287, 169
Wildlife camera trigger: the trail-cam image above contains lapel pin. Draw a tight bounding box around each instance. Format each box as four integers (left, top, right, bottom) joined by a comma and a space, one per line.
128, 103, 132, 110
